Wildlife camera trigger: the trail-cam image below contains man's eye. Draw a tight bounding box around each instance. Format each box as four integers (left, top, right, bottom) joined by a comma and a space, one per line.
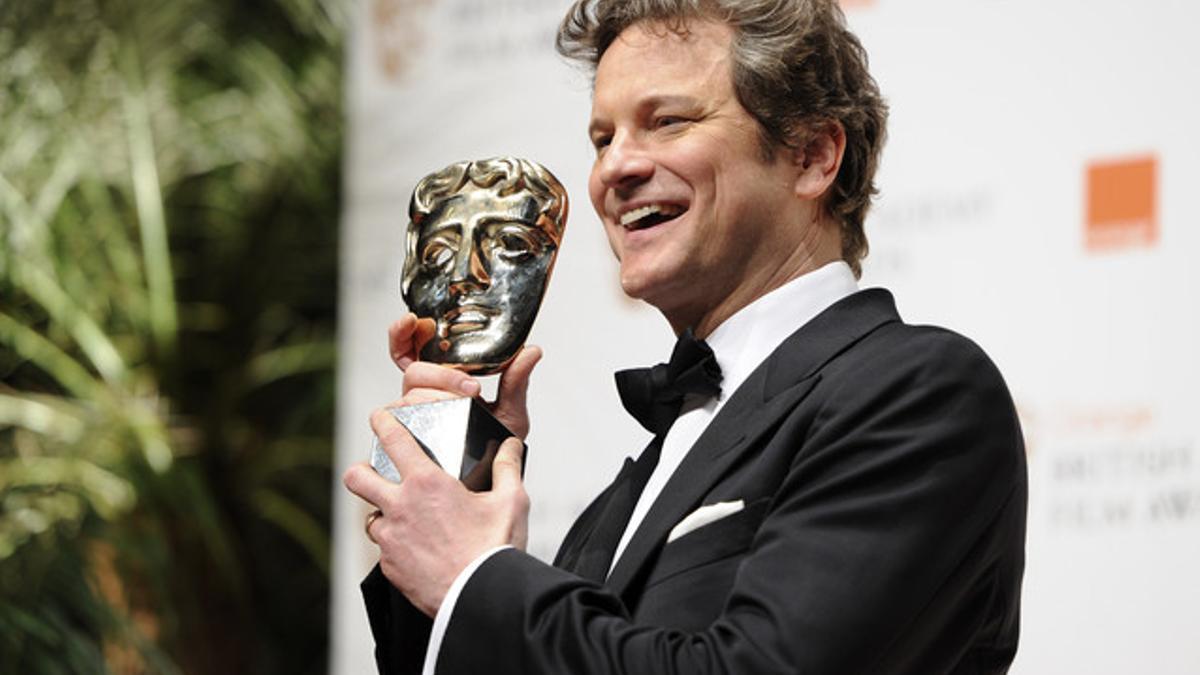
655, 115, 687, 129
591, 135, 612, 153
420, 240, 456, 269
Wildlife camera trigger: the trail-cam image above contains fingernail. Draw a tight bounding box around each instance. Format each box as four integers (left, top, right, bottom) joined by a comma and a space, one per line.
460, 379, 481, 395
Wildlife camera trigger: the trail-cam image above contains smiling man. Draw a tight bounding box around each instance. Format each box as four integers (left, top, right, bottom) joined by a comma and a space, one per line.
584, 17, 843, 338
344, 1, 1027, 674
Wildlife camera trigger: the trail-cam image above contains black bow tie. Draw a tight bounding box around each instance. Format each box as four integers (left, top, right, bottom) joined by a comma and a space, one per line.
615, 329, 723, 437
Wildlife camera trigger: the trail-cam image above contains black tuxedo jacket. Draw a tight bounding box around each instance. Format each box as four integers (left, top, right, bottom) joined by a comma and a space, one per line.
363, 288, 1027, 674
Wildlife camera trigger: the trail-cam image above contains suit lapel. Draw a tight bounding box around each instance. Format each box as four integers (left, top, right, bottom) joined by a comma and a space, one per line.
604, 289, 901, 598
554, 455, 637, 573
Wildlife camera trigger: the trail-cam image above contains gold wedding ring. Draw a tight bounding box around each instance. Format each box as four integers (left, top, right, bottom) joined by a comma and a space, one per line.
365, 509, 384, 541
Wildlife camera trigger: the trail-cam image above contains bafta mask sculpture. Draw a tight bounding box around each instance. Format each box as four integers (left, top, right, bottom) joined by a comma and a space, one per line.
402, 157, 568, 374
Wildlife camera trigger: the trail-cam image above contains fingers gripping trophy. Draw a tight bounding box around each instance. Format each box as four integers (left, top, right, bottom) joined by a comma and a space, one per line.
370, 157, 568, 491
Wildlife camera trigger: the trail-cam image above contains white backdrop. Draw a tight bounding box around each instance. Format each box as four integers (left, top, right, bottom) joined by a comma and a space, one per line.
332, 1, 1200, 673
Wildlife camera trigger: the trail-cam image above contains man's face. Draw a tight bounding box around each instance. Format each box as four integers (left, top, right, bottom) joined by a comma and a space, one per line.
587, 20, 807, 331
403, 188, 557, 372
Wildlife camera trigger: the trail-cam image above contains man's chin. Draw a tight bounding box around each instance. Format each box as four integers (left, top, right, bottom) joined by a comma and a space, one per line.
619, 267, 680, 305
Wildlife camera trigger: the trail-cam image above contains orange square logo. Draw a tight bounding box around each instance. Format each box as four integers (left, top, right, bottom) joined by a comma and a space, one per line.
1085, 155, 1158, 251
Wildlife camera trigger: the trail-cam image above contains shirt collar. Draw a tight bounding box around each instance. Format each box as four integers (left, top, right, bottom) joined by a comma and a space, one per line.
705, 260, 859, 401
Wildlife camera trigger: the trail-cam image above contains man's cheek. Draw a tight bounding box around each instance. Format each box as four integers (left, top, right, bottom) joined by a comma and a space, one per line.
601, 227, 623, 261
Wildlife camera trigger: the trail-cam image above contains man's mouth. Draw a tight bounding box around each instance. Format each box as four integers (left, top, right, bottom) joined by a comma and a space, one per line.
441, 305, 497, 336
619, 203, 686, 231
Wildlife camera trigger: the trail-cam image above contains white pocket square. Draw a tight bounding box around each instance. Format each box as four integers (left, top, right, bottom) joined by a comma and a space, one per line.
667, 499, 745, 543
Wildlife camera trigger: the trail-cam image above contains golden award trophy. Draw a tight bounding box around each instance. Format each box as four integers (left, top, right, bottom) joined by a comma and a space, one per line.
370, 157, 567, 490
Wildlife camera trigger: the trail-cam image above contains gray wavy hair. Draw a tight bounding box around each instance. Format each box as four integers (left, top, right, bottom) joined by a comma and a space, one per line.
557, 0, 887, 277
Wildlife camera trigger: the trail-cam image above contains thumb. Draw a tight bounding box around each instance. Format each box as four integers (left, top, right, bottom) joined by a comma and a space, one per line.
496, 345, 542, 406
490, 437, 527, 494
413, 317, 437, 354
388, 314, 438, 370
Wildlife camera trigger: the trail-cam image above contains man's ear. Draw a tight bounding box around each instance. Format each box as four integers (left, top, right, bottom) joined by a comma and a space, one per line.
791, 121, 846, 201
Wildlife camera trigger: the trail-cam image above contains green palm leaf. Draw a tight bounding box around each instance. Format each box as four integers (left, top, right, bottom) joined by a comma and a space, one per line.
2, 0, 344, 671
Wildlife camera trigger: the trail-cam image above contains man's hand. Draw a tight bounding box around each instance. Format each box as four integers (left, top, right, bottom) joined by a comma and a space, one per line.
344, 414, 530, 617
387, 313, 437, 371
387, 312, 542, 438
342, 313, 541, 616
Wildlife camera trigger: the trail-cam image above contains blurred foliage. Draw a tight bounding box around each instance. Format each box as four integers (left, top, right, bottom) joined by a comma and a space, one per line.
0, 0, 345, 672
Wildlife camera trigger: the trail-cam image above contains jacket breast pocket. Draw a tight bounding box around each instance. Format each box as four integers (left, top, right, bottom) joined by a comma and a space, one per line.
649, 496, 769, 587
634, 497, 770, 628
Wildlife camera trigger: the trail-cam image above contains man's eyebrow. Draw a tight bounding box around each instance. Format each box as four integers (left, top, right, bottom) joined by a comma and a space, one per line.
641, 94, 699, 110
589, 94, 701, 136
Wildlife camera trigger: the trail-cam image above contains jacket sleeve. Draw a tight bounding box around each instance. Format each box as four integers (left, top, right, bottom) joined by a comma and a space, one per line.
362, 563, 432, 675
433, 329, 1027, 674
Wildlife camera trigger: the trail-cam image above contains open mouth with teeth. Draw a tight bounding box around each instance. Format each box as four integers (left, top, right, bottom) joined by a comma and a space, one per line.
619, 203, 686, 231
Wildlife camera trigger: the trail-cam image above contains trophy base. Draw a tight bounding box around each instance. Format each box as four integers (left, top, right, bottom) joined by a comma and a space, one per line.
369, 397, 524, 492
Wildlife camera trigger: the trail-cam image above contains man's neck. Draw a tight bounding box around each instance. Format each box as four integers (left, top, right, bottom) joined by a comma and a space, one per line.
669, 248, 844, 338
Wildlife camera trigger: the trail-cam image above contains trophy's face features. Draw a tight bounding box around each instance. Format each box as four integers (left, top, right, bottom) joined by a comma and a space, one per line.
403, 167, 564, 373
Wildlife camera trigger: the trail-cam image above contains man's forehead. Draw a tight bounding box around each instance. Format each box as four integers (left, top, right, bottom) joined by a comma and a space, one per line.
590, 19, 734, 106
598, 17, 733, 64
608, 16, 711, 48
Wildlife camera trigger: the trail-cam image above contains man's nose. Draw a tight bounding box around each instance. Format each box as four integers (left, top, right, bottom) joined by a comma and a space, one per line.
595, 132, 654, 192
448, 244, 490, 296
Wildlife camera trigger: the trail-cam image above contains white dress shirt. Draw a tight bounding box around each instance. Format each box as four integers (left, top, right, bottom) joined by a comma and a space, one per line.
422, 261, 859, 674
608, 260, 859, 572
